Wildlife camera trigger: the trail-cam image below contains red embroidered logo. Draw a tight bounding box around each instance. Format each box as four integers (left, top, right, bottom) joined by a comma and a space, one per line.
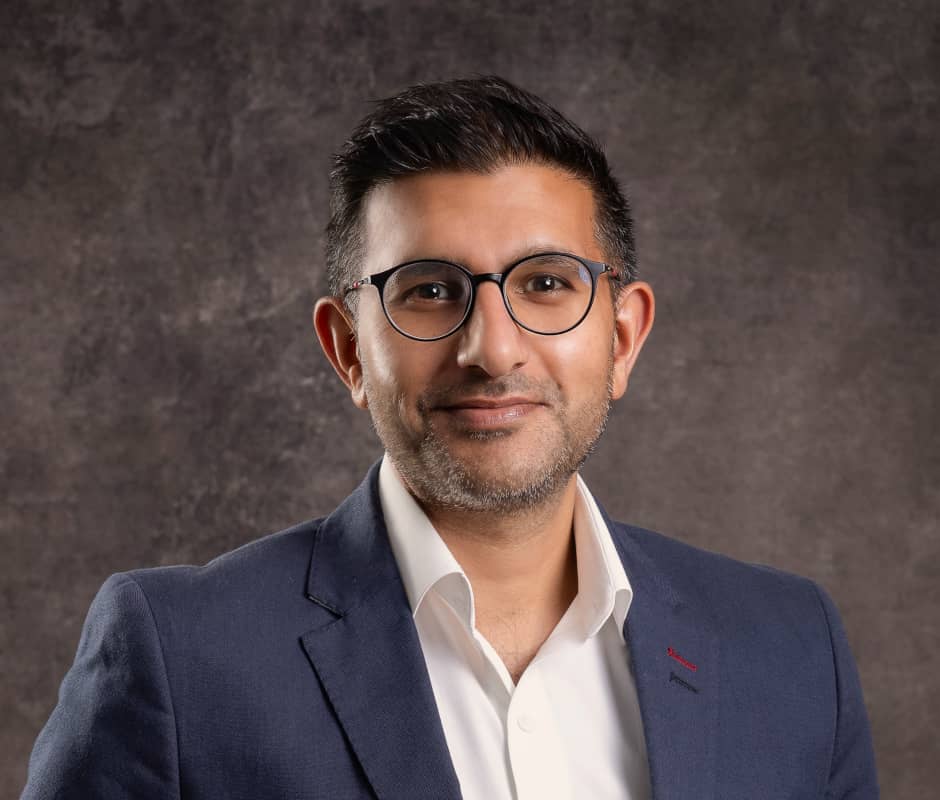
667, 646, 698, 672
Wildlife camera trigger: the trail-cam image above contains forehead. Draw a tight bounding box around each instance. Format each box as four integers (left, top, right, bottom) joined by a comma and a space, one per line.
360, 163, 601, 271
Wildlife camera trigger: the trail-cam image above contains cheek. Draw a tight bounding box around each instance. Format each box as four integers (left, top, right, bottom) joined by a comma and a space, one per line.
357, 307, 399, 384
357, 315, 443, 403
544, 325, 613, 397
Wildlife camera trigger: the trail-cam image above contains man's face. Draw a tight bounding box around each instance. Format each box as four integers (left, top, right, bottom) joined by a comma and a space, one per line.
322, 162, 650, 515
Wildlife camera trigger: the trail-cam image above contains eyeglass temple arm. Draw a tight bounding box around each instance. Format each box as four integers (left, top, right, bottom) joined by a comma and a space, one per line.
342, 276, 374, 295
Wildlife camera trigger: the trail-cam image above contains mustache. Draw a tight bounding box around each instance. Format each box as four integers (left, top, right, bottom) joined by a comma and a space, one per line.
418, 377, 560, 411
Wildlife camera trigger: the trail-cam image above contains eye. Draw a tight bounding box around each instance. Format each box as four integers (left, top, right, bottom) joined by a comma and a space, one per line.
407, 282, 457, 301
523, 273, 573, 293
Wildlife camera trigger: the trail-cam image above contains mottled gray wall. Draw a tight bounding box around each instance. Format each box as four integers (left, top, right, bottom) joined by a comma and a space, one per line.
2, 0, 937, 795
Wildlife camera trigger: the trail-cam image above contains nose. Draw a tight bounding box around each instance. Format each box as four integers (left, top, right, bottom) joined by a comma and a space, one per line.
455, 281, 529, 376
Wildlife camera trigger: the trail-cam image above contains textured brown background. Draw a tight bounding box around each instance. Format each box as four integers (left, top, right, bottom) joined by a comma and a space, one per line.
2, 0, 938, 796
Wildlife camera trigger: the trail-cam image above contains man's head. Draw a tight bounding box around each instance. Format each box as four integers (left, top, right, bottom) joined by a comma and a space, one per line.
315, 77, 654, 517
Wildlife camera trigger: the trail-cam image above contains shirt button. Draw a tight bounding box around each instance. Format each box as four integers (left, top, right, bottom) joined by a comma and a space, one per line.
516, 714, 537, 733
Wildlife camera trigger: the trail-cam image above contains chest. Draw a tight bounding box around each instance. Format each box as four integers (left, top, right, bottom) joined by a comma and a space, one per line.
476, 610, 555, 683
414, 593, 652, 800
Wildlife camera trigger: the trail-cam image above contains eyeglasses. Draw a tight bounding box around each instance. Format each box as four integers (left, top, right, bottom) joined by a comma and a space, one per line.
342, 252, 620, 341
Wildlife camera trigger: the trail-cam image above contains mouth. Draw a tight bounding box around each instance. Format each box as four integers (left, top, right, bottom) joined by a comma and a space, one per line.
434, 397, 545, 429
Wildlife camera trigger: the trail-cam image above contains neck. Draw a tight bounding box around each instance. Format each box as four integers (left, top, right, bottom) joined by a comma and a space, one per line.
417, 475, 580, 623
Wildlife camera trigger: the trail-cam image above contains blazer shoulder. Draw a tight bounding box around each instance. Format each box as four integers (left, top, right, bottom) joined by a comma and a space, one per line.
608, 520, 826, 623
136, 516, 322, 576
123, 516, 326, 613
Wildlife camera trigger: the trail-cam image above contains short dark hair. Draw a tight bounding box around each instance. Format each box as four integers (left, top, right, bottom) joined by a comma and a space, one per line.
325, 75, 637, 309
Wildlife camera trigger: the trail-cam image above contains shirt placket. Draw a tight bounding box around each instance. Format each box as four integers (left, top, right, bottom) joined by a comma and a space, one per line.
505, 662, 574, 800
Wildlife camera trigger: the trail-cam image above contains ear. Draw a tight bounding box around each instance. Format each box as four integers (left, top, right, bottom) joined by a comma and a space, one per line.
610, 280, 655, 401
312, 296, 369, 409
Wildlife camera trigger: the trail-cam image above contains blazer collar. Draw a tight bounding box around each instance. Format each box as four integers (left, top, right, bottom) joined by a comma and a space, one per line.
304, 460, 401, 614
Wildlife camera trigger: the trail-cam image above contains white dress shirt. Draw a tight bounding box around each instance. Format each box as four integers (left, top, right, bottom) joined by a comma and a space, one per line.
378, 455, 652, 800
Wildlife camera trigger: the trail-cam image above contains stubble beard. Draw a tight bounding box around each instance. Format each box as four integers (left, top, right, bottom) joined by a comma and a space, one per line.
361, 355, 615, 516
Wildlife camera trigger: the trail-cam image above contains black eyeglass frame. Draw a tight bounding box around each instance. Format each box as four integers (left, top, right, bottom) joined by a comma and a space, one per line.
342, 251, 620, 342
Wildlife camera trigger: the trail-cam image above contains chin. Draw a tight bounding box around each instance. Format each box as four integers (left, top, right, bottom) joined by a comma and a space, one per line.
418, 450, 574, 510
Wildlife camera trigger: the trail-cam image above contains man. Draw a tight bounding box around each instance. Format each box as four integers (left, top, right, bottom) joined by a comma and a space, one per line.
23, 77, 878, 799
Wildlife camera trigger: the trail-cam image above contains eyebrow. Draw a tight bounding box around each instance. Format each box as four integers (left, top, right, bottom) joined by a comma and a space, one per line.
410, 243, 581, 266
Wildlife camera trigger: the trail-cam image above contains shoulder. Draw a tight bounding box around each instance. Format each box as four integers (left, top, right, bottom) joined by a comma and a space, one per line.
109, 517, 326, 627
130, 517, 322, 586
608, 520, 833, 631
608, 519, 819, 591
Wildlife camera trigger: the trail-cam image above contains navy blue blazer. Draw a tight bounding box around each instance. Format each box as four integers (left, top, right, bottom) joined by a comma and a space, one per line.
23, 462, 879, 798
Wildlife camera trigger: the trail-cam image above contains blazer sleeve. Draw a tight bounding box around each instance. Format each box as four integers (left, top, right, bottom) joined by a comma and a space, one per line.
814, 583, 880, 800
21, 573, 181, 800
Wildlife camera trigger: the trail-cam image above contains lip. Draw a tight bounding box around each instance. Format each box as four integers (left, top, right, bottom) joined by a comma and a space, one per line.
441, 396, 542, 410
435, 397, 544, 429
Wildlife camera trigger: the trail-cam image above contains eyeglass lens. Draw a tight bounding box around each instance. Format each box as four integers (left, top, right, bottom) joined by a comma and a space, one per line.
383, 254, 594, 339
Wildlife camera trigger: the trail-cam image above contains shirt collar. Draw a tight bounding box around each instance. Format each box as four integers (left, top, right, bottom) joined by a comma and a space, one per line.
379, 455, 473, 626
378, 454, 633, 642
571, 469, 634, 639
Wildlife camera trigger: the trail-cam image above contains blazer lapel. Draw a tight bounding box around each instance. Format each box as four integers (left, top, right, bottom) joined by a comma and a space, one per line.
603, 511, 720, 800
300, 463, 462, 800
